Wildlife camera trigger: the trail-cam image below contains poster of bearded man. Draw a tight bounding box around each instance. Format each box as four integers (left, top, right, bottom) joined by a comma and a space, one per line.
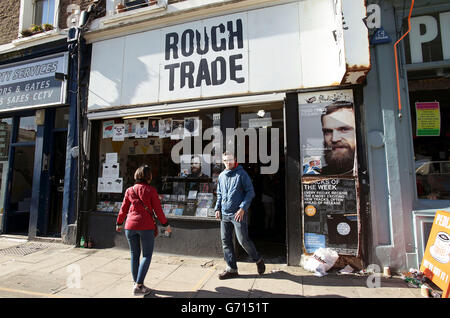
298, 91, 357, 176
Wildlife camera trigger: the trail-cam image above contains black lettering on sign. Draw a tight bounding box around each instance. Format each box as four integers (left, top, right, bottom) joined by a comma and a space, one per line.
181, 29, 195, 57
227, 19, 243, 50
211, 56, 226, 85
164, 63, 180, 91
180, 61, 195, 89
164, 18, 246, 91
230, 54, 244, 84
196, 58, 211, 87
165, 32, 179, 60
196, 28, 209, 55
211, 24, 226, 52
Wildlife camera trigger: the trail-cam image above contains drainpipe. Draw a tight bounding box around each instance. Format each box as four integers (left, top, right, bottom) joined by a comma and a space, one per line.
394, 0, 415, 119
68, 1, 104, 246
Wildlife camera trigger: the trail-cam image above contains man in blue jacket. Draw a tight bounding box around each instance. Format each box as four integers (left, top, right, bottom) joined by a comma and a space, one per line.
215, 152, 265, 279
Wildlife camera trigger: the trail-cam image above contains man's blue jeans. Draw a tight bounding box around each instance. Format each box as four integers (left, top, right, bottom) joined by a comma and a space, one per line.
220, 213, 261, 271
125, 229, 155, 284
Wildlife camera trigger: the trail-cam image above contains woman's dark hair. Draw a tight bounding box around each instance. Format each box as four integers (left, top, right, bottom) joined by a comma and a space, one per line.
134, 165, 152, 183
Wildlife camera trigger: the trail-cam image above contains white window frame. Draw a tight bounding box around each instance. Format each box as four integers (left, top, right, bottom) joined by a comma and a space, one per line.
19, 0, 60, 35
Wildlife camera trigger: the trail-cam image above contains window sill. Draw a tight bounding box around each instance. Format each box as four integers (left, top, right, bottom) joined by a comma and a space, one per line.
12, 29, 67, 48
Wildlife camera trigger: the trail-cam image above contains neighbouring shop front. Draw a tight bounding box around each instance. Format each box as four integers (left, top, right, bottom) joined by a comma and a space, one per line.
82, 0, 371, 265
404, 3, 450, 269
0, 41, 79, 242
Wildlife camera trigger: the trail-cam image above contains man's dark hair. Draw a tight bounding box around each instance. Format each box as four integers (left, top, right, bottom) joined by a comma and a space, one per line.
320, 101, 354, 125
134, 165, 152, 183
222, 151, 236, 158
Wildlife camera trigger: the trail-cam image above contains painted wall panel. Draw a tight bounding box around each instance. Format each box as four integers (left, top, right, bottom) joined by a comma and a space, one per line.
247, 2, 302, 92
88, 37, 124, 110
122, 29, 162, 106
298, 0, 345, 88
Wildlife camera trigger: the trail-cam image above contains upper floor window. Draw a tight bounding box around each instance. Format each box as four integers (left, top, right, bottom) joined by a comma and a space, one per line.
34, 0, 55, 25
19, 0, 59, 36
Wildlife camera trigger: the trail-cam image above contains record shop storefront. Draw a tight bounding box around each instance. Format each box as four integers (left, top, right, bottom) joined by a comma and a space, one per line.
82, 0, 371, 265
0, 42, 79, 242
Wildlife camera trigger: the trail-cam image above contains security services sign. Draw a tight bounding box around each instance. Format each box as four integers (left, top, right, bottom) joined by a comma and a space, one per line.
0, 53, 68, 112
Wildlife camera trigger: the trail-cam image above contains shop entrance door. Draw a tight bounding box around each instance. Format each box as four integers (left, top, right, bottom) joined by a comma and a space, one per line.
238, 103, 286, 262
47, 131, 67, 236
4, 115, 37, 235
46, 107, 69, 237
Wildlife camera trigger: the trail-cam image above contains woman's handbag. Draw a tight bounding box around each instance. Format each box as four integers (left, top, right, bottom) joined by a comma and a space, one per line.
131, 186, 159, 237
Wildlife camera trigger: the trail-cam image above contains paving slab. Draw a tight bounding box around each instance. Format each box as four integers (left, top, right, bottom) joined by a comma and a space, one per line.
251, 271, 303, 296
55, 271, 124, 297
0, 269, 66, 296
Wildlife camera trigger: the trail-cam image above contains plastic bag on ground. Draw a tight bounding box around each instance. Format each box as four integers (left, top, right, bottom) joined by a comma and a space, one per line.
303, 248, 339, 276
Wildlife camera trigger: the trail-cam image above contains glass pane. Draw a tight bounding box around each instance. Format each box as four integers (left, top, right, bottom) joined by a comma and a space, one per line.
34, 0, 54, 26
34, 0, 44, 26
410, 86, 450, 200
54, 107, 69, 129
0, 118, 12, 160
8, 146, 35, 233
0, 118, 12, 233
17, 116, 37, 143
44, 0, 55, 25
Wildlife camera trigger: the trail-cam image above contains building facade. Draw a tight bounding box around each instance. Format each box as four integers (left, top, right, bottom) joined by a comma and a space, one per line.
80, 0, 372, 267
364, 0, 450, 270
0, 0, 103, 243
3, 0, 446, 273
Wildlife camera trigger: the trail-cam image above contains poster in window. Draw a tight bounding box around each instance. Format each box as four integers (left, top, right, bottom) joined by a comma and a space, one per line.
135, 120, 148, 138
148, 118, 159, 136
125, 119, 136, 138
301, 177, 359, 255
103, 120, 114, 139
416, 102, 440, 136
180, 154, 211, 178
159, 118, 172, 138
112, 124, 125, 141
298, 90, 357, 176
184, 117, 200, 137
171, 119, 185, 140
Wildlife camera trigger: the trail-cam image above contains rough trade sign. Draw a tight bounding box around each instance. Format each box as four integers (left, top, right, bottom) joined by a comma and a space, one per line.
0, 54, 68, 112
164, 19, 246, 92
420, 210, 450, 298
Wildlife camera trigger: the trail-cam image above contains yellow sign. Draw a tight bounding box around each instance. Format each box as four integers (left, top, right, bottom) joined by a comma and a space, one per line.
305, 205, 317, 217
416, 102, 440, 136
420, 210, 450, 298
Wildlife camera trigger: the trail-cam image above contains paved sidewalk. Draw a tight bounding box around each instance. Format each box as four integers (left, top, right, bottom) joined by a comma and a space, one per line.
0, 236, 423, 299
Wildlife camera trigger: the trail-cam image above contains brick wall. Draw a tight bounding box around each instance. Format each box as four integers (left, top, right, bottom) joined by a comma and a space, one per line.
0, 1, 106, 46
0, 0, 20, 46
59, 0, 106, 30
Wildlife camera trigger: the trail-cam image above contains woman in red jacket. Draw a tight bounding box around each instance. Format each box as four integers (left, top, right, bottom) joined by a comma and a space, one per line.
116, 165, 171, 296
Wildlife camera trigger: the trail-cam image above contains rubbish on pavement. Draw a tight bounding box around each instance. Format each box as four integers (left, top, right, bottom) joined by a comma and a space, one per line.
421, 284, 431, 298
383, 266, 392, 278
338, 265, 354, 274
201, 260, 214, 268
303, 248, 339, 277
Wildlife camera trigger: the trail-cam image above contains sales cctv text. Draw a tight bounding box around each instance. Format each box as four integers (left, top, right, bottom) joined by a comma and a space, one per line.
164, 19, 245, 91
0, 80, 53, 106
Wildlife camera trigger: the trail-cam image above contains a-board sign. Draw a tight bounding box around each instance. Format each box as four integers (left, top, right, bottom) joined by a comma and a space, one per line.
420, 210, 450, 298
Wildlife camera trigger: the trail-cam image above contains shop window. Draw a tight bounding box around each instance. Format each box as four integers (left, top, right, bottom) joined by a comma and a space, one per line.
54, 107, 69, 129
33, 0, 55, 26
409, 76, 450, 200
96, 109, 222, 218
0, 118, 13, 232
17, 116, 37, 143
